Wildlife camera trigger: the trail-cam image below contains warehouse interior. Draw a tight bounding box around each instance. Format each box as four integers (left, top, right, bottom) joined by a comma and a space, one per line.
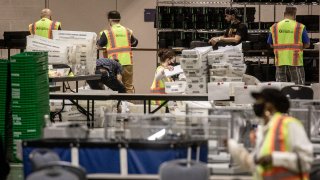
0, 0, 320, 180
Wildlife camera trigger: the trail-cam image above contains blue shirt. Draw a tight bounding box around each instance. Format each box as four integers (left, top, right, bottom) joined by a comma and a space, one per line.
96, 58, 122, 76
267, 27, 310, 45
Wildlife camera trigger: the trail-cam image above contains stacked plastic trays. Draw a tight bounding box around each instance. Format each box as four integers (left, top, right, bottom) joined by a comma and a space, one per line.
0, 60, 8, 142
10, 52, 49, 162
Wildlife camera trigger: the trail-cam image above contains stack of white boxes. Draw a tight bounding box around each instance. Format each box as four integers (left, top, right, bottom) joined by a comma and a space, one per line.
208, 47, 246, 83
26, 30, 97, 75
181, 47, 212, 94
26, 35, 69, 65
52, 30, 97, 75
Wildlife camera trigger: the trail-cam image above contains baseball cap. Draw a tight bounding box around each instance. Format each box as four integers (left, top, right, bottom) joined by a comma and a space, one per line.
251, 88, 290, 113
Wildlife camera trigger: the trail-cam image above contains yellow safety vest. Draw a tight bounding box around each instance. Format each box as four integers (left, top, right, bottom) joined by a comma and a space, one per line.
29, 18, 61, 39
256, 113, 309, 180
100, 24, 133, 66
150, 66, 172, 105
270, 19, 304, 66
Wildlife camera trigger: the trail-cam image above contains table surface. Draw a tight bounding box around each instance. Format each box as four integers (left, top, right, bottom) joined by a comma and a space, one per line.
49, 74, 101, 82
50, 92, 209, 101
87, 174, 252, 180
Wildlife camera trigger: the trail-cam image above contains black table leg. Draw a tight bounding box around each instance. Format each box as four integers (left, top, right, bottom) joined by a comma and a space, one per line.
87, 100, 90, 128
91, 100, 95, 128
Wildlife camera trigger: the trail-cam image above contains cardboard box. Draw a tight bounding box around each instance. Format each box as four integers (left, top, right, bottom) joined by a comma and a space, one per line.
210, 76, 243, 82
186, 76, 208, 84
165, 81, 187, 94
183, 68, 207, 77
228, 64, 247, 77
210, 64, 230, 76
180, 58, 207, 69
186, 82, 207, 94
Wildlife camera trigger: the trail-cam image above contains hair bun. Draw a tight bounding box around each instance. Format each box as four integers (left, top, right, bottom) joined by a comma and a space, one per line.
158, 49, 165, 58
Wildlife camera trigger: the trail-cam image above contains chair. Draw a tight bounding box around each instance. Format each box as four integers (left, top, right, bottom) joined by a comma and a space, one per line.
29, 149, 61, 171
159, 159, 209, 180
281, 85, 314, 99
26, 161, 86, 180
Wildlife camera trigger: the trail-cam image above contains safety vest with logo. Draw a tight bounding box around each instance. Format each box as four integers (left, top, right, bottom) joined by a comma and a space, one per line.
270, 19, 304, 66
256, 113, 309, 180
150, 66, 172, 105
100, 24, 133, 66
29, 18, 61, 39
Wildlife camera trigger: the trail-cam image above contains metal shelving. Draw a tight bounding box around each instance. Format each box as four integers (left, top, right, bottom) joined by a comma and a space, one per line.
157, 0, 319, 5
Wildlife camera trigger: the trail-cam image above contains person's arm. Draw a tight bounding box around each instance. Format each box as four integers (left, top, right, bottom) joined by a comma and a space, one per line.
209, 35, 224, 45
28, 24, 33, 34
131, 35, 138, 47
267, 33, 273, 48
302, 27, 310, 49
270, 122, 313, 173
97, 32, 108, 48
115, 62, 123, 83
117, 73, 122, 82
228, 139, 255, 171
220, 24, 247, 44
220, 35, 242, 44
154, 67, 166, 81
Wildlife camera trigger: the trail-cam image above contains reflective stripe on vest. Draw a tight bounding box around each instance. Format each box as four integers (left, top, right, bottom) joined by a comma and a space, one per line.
271, 20, 304, 66
107, 29, 118, 60
263, 168, 309, 180
150, 67, 166, 105
103, 24, 133, 65
31, 18, 59, 39
257, 113, 309, 180
150, 67, 166, 94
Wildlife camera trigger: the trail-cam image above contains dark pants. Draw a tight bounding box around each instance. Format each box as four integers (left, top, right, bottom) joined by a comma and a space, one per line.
87, 70, 126, 93
275, 66, 305, 85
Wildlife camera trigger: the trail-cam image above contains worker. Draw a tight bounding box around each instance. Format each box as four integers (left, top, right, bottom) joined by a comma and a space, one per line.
209, 7, 248, 47
227, 88, 313, 180
150, 49, 175, 105
267, 6, 310, 85
87, 58, 126, 93
28, 9, 61, 39
97, 10, 138, 93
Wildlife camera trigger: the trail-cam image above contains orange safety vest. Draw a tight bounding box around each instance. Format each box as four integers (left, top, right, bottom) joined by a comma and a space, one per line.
150, 66, 172, 105
256, 113, 309, 180
29, 18, 61, 39
100, 24, 133, 66
270, 19, 304, 66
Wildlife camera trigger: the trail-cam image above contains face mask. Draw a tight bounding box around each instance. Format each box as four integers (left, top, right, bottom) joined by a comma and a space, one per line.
253, 103, 265, 117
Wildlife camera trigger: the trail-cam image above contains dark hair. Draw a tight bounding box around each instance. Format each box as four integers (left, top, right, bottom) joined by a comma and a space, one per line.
284, 6, 297, 17
225, 7, 242, 20
108, 10, 121, 21
252, 88, 290, 113
158, 49, 175, 63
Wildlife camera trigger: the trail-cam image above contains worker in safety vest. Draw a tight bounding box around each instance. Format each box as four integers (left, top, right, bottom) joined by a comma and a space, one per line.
28, 9, 61, 39
227, 88, 313, 180
150, 49, 175, 105
97, 10, 138, 93
267, 6, 310, 85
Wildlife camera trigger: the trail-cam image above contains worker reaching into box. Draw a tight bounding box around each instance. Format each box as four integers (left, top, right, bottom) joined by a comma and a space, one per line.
150, 49, 175, 105
87, 58, 126, 93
